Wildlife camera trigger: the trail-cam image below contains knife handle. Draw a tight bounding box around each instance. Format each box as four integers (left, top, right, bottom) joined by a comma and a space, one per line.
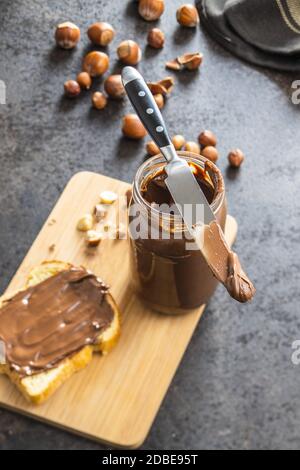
122, 67, 171, 149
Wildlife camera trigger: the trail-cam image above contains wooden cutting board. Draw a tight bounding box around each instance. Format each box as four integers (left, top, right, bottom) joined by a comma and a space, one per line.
0, 171, 237, 448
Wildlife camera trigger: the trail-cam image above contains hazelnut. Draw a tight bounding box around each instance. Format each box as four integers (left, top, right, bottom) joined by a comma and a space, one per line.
55, 22, 80, 49
86, 230, 102, 247
104, 75, 125, 99
184, 141, 200, 154
87, 22, 115, 46
64, 80, 81, 98
176, 4, 200, 27
83, 51, 109, 77
198, 130, 217, 148
172, 135, 185, 150
92, 91, 107, 109
201, 145, 219, 163
138, 0, 165, 21
146, 140, 160, 155
76, 72, 92, 90
100, 191, 118, 204
77, 214, 93, 232
154, 93, 164, 109
122, 114, 147, 139
147, 28, 165, 48
117, 40, 142, 65
228, 149, 245, 168
94, 204, 108, 222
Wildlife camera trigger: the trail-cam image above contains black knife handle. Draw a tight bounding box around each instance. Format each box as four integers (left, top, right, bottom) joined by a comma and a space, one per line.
122, 67, 171, 149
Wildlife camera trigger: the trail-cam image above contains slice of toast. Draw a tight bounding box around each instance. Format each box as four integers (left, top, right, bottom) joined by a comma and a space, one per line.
0, 260, 121, 404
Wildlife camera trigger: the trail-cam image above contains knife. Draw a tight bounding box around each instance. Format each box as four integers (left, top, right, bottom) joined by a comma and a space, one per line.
121, 66, 215, 243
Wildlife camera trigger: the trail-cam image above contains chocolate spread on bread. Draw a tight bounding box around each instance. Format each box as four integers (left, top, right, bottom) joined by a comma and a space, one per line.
0, 267, 114, 376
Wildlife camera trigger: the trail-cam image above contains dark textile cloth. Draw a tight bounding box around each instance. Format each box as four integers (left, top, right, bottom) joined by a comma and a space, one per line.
196, 0, 300, 71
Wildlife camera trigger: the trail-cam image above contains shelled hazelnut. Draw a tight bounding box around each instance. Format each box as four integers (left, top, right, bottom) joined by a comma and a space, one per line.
83, 51, 109, 77
138, 0, 165, 21
172, 135, 185, 150
64, 80, 81, 98
94, 204, 108, 222
100, 191, 118, 204
228, 149, 245, 168
86, 230, 102, 247
87, 22, 115, 46
104, 75, 125, 99
154, 93, 164, 109
117, 40, 141, 65
184, 141, 200, 154
122, 114, 147, 139
201, 146, 219, 163
76, 72, 92, 90
55, 22, 80, 49
176, 4, 200, 27
77, 214, 93, 231
146, 141, 160, 155
198, 130, 217, 148
147, 28, 165, 48
92, 91, 107, 109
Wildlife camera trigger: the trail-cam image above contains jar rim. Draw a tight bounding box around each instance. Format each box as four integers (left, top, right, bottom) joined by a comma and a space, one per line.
133, 151, 225, 223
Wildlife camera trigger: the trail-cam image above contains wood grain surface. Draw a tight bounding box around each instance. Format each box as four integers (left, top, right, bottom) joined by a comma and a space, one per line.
0, 171, 237, 448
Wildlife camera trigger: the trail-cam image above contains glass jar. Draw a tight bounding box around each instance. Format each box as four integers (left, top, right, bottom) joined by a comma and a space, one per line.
128, 152, 227, 314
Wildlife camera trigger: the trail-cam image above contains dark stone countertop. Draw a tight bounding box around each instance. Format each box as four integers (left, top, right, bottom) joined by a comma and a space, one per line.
0, 0, 300, 450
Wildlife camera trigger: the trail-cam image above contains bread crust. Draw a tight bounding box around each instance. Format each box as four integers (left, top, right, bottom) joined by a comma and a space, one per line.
0, 260, 121, 404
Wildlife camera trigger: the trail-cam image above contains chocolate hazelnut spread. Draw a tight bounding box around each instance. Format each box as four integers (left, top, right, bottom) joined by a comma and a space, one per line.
129, 156, 228, 312
203, 221, 255, 302
0, 267, 113, 376
129, 154, 255, 312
